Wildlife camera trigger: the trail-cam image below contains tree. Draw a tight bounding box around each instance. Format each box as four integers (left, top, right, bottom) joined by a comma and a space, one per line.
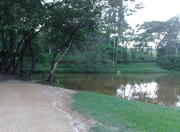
45, 0, 102, 82
102, 0, 143, 64
0, 0, 47, 74
136, 16, 180, 69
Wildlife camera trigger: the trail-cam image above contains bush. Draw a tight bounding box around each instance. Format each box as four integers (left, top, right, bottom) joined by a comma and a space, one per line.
157, 55, 180, 70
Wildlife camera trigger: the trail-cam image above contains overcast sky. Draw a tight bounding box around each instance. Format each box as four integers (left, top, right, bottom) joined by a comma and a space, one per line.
126, 0, 180, 27
45, 0, 180, 28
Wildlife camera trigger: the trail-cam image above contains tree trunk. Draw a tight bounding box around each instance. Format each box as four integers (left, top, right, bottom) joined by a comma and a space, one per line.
175, 44, 179, 58
6, 31, 17, 73
48, 60, 59, 83
48, 42, 72, 83
115, 0, 124, 64
29, 42, 35, 70
13, 36, 31, 74
11, 36, 25, 72
13, 43, 27, 73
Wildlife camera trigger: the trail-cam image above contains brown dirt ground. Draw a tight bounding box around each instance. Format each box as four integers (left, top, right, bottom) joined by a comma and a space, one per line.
0, 74, 96, 132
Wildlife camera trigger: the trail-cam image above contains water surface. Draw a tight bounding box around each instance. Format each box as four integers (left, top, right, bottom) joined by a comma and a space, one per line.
55, 73, 180, 107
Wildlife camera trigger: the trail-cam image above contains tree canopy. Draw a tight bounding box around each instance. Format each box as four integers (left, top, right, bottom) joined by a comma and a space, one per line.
0, 0, 179, 81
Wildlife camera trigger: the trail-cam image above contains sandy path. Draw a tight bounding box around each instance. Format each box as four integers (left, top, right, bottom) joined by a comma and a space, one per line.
0, 75, 95, 132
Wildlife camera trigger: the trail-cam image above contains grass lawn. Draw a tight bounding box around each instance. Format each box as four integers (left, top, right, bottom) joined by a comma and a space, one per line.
73, 92, 180, 132
113, 63, 168, 73
35, 63, 168, 73
35, 64, 82, 73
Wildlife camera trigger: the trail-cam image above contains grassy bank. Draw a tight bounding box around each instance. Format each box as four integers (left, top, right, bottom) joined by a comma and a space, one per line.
112, 63, 168, 73
73, 92, 180, 132
35, 63, 168, 73
35, 64, 82, 73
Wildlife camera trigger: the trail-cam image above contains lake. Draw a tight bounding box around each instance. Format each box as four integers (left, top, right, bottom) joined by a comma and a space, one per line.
55, 73, 180, 107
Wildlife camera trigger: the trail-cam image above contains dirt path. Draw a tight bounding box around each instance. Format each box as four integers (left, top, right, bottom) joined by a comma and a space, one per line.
0, 75, 95, 132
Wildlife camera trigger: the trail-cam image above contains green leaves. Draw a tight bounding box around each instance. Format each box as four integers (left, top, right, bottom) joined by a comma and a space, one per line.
46, 0, 101, 49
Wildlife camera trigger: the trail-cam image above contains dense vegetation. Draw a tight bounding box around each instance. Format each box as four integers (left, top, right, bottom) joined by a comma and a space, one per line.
73, 92, 180, 132
0, 0, 179, 82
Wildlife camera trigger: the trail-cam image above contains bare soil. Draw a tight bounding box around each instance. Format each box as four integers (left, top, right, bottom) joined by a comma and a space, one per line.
0, 74, 95, 132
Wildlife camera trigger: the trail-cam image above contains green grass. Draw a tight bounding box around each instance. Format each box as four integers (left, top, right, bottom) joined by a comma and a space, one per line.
73, 92, 180, 132
35, 64, 82, 73
113, 63, 168, 73
35, 63, 168, 74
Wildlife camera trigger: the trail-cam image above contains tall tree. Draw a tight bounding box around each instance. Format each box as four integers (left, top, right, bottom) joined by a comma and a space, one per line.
46, 0, 102, 82
102, 0, 143, 64
0, 0, 47, 74
136, 16, 180, 69
138, 16, 180, 57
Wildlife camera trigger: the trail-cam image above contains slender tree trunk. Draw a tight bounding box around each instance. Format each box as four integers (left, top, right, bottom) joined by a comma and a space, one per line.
1, 46, 5, 71
13, 36, 31, 74
1, 34, 8, 71
11, 36, 25, 71
48, 42, 72, 83
109, 0, 125, 64
48, 59, 59, 83
115, 0, 124, 64
175, 44, 179, 58
113, 36, 116, 65
29, 42, 35, 70
6, 32, 17, 73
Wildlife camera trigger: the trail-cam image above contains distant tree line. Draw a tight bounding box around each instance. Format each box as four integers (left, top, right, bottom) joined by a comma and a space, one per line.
137, 16, 180, 70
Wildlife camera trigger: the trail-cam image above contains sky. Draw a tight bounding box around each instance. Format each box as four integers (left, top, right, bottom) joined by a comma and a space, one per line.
45, 0, 180, 28
126, 0, 180, 27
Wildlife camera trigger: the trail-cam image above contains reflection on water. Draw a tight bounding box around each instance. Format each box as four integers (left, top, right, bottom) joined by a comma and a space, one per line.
117, 82, 158, 100
55, 73, 180, 107
176, 96, 180, 107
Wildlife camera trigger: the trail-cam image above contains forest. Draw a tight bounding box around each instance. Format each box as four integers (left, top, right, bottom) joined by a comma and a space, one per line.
0, 0, 180, 82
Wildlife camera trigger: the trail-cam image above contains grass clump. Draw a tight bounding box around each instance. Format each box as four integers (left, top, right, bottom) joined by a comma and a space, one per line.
73, 92, 180, 132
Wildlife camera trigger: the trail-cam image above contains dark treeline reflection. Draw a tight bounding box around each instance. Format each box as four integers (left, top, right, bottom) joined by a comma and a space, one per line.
55, 73, 180, 107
